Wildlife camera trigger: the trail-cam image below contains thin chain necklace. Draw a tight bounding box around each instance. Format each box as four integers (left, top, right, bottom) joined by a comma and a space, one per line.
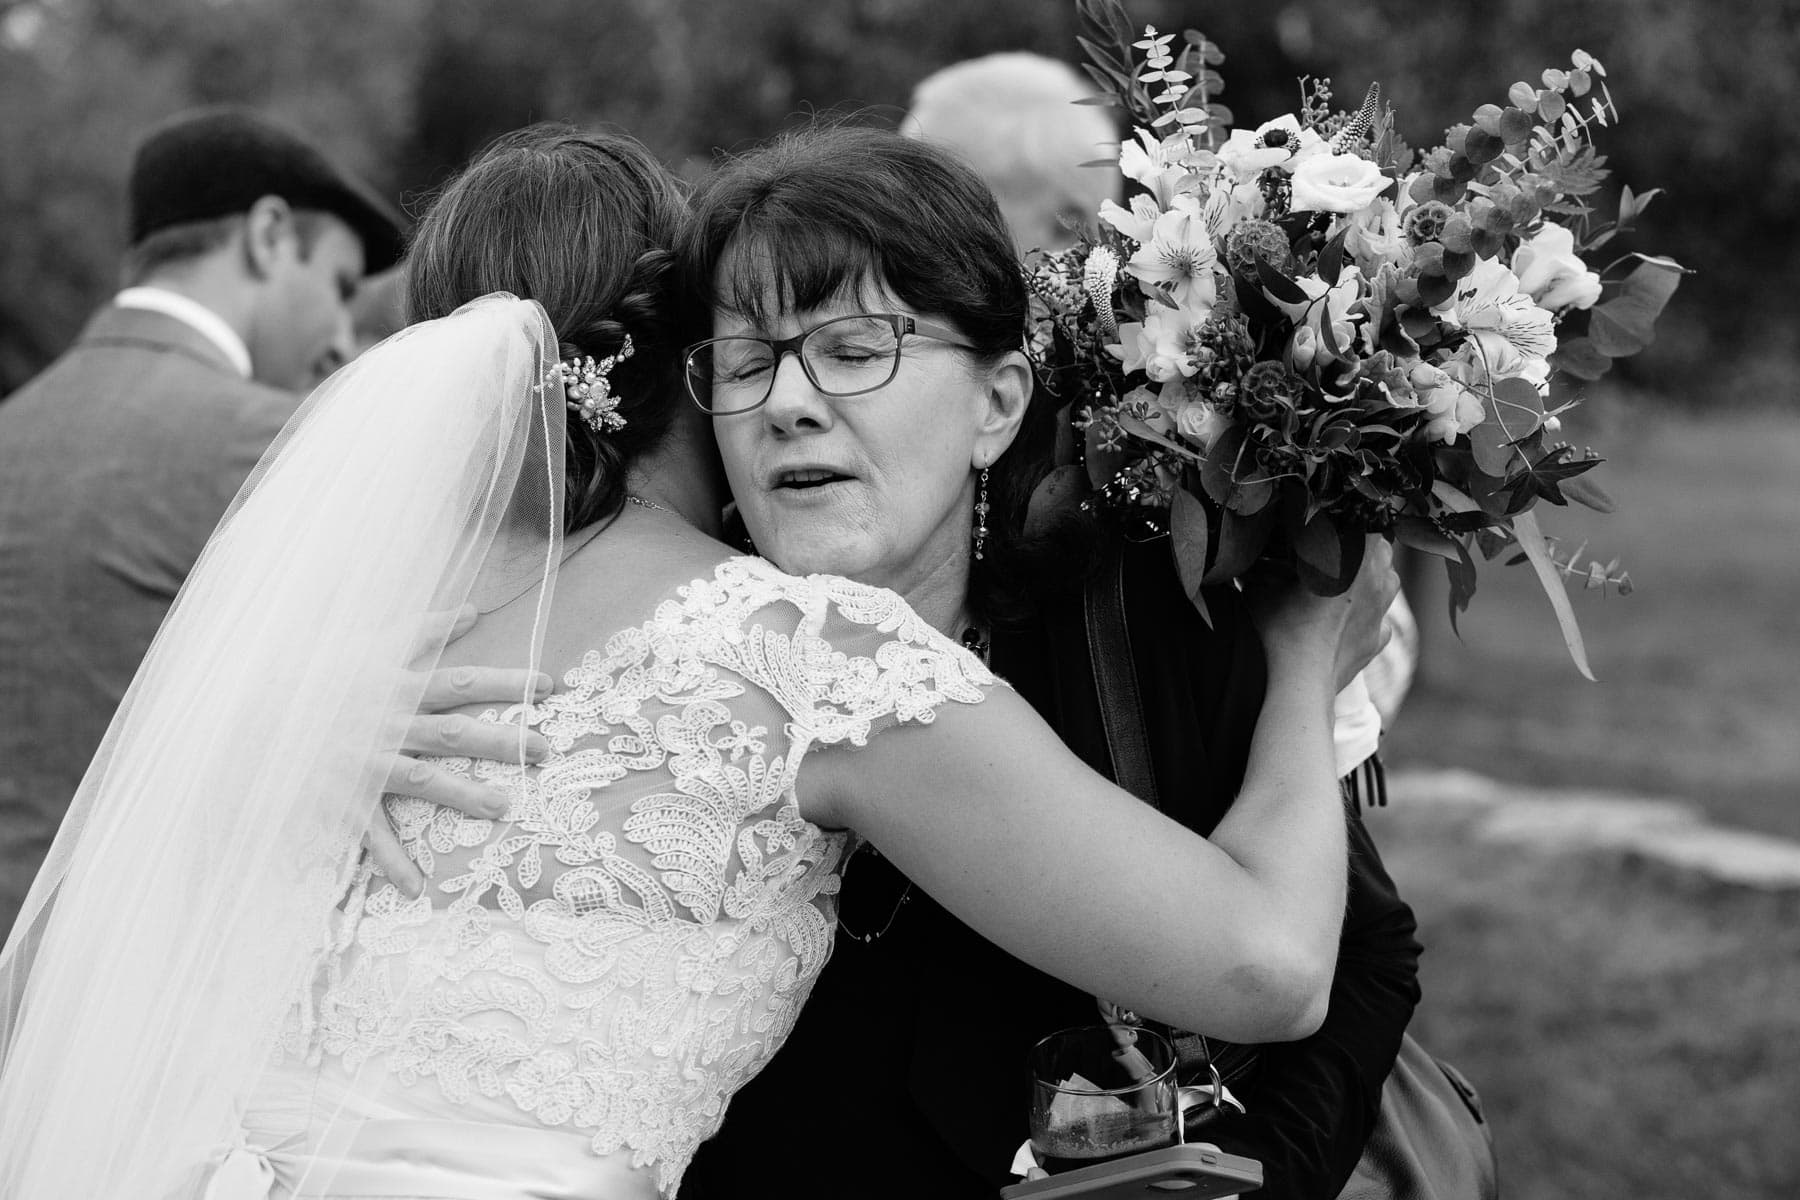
625, 494, 674, 515
839, 623, 991, 944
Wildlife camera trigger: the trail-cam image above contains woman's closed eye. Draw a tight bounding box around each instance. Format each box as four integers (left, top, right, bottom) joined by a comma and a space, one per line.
716, 349, 775, 383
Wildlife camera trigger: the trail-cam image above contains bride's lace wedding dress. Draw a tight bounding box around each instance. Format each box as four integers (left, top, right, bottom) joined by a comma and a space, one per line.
234, 556, 995, 1200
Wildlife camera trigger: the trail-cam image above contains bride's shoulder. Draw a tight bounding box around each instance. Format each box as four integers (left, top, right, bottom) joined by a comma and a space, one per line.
695, 557, 947, 642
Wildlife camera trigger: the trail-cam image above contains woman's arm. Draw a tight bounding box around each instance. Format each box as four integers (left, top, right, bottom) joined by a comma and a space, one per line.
1199, 804, 1423, 1199
804, 542, 1396, 1043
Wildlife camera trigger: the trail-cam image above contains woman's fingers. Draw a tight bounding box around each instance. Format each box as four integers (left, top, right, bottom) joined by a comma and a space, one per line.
363, 813, 424, 899
379, 752, 511, 820
416, 664, 553, 714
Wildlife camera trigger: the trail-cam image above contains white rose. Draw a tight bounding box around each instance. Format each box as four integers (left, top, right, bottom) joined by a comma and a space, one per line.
1174, 401, 1228, 446
1511, 224, 1602, 311
1289, 153, 1389, 215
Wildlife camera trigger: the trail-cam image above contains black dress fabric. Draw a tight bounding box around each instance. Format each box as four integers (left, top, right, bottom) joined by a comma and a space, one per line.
678, 539, 1420, 1200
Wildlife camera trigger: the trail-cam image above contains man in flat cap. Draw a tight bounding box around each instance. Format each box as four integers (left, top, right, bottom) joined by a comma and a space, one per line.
0, 107, 405, 935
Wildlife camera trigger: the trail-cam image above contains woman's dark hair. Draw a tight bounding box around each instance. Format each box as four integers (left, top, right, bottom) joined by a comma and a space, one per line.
676, 121, 1063, 623
407, 123, 688, 531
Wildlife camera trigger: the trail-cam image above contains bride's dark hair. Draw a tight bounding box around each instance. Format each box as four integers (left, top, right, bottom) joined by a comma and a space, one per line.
406, 123, 688, 531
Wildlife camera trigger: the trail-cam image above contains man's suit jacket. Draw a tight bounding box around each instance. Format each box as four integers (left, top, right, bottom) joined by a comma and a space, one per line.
0, 305, 299, 934
678, 540, 1420, 1200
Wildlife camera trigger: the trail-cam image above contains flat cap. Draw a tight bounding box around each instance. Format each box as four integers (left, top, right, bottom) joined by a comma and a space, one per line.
129, 106, 406, 272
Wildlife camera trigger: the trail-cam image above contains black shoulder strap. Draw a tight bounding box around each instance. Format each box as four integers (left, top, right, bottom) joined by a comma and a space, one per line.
1083, 543, 1160, 809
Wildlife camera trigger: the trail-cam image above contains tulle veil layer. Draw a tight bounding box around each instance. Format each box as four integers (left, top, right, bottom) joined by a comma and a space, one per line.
0, 294, 566, 1197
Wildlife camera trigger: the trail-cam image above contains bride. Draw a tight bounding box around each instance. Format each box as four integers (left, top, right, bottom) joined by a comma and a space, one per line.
0, 124, 1392, 1199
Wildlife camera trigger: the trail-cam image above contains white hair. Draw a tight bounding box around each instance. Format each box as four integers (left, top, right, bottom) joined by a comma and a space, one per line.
902, 52, 1121, 211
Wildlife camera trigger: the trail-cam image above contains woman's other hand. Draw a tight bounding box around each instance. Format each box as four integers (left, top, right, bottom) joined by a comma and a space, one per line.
1246, 537, 1401, 693
368, 604, 553, 896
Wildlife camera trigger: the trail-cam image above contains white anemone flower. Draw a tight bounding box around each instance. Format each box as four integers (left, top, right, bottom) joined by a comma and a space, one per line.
1217, 114, 1328, 176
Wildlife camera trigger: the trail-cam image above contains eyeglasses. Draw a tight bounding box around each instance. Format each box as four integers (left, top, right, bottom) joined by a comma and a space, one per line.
684, 312, 979, 415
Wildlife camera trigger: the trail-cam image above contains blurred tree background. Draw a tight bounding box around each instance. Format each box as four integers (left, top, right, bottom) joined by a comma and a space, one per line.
0, 0, 1784, 403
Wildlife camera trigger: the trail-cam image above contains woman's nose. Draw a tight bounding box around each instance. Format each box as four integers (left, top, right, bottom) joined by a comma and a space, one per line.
761, 352, 832, 434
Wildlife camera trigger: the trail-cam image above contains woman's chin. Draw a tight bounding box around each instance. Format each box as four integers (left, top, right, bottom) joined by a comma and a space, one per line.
756, 529, 878, 582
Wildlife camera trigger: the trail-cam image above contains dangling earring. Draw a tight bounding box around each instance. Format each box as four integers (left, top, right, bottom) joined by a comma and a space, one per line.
973, 466, 991, 561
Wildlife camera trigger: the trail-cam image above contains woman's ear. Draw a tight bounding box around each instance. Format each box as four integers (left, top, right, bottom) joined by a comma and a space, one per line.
973, 348, 1033, 468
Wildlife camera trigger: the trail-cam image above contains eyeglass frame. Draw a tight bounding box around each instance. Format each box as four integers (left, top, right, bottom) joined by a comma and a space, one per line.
683, 312, 982, 415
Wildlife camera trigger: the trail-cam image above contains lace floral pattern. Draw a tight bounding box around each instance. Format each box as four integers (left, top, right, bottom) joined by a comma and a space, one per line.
280, 558, 994, 1194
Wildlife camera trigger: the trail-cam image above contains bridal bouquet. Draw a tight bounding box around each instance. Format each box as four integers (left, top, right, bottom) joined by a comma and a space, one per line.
1026, 0, 1684, 676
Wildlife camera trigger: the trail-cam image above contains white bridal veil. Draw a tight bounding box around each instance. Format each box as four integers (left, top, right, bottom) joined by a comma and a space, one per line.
0, 294, 566, 1197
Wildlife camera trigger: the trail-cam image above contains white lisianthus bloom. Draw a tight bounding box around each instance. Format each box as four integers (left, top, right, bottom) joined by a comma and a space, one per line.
1119, 128, 1188, 207
1345, 197, 1411, 274
1125, 196, 1220, 313
1217, 114, 1327, 176
1511, 224, 1603, 311
1272, 267, 1365, 365
1437, 257, 1557, 383
1290, 153, 1389, 214
1408, 362, 1486, 443
1099, 194, 1160, 244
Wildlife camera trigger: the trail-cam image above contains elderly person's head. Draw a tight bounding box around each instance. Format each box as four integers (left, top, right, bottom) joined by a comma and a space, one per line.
902, 52, 1120, 254
679, 124, 1059, 630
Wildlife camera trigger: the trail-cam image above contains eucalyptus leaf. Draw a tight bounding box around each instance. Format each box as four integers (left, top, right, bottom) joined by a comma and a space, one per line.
1023, 464, 1091, 539
1549, 335, 1614, 381
1513, 509, 1598, 680
1205, 502, 1276, 585
1170, 486, 1213, 615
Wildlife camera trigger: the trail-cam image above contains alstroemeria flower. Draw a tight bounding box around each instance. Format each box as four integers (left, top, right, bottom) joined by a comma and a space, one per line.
1272, 267, 1365, 367
1119, 128, 1189, 207
1510, 223, 1603, 311
1217, 115, 1327, 176
1290, 153, 1389, 215
1125, 196, 1219, 313
1437, 257, 1556, 383
1099, 194, 1160, 244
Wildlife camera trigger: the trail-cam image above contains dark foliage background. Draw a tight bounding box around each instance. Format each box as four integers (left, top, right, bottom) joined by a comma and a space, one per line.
0, 0, 1780, 403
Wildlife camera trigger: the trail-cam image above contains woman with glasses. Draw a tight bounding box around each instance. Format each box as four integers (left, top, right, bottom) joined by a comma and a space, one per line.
0, 123, 1390, 1200
676, 124, 1423, 1200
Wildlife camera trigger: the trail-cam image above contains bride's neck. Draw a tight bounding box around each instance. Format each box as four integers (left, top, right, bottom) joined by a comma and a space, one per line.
622, 406, 728, 539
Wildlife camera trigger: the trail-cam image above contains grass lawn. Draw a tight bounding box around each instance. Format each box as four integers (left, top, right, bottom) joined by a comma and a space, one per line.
1369, 802, 1800, 1200
1366, 400, 1800, 1198
1384, 400, 1800, 838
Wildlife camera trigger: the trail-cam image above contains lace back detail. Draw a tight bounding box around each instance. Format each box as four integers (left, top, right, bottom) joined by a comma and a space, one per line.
278, 558, 995, 1193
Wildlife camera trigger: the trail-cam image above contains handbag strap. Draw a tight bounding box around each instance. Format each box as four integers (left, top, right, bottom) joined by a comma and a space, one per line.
1083, 543, 1159, 807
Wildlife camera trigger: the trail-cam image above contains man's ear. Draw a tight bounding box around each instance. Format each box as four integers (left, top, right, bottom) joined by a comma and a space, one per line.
973, 348, 1033, 468
242, 195, 295, 280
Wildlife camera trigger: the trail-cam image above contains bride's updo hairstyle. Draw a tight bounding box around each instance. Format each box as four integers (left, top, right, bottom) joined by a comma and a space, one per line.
677, 122, 1061, 623
407, 123, 688, 531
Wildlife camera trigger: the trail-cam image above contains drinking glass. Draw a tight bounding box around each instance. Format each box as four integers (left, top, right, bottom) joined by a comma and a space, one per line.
1027, 1024, 1179, 1174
